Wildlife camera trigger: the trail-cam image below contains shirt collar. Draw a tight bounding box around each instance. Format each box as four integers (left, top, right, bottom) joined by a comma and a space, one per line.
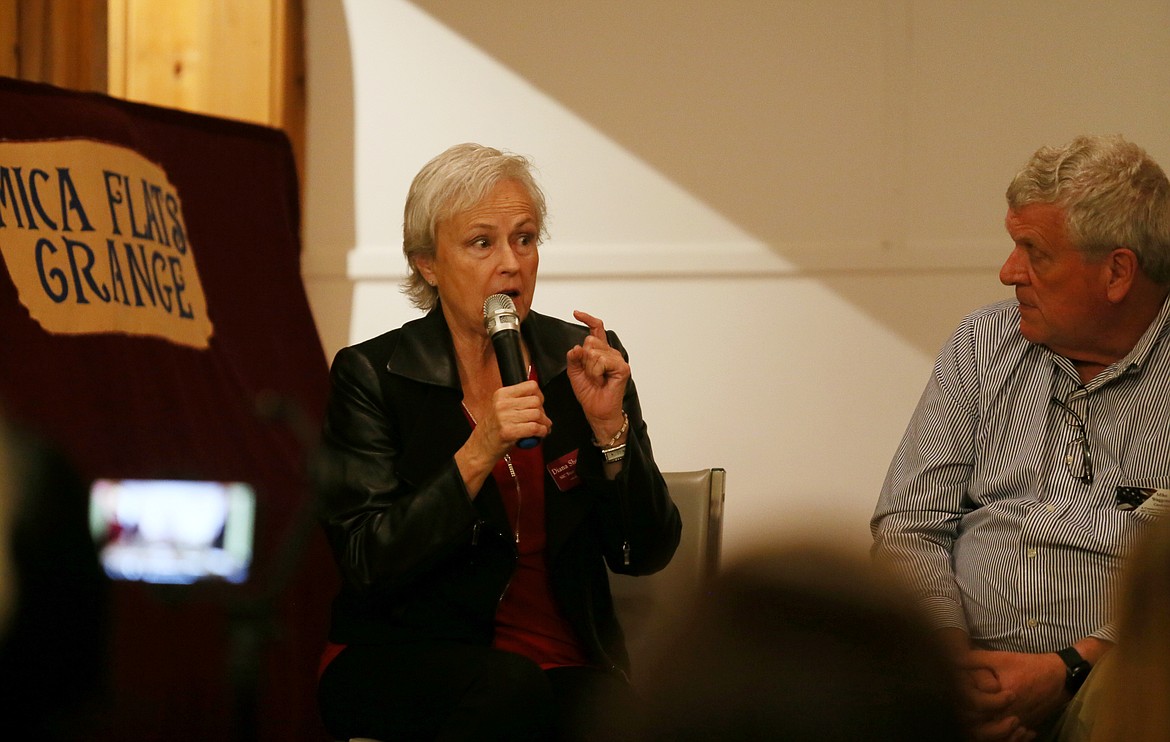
1067, 294, 1170, 390
1112, 294, 1170, 372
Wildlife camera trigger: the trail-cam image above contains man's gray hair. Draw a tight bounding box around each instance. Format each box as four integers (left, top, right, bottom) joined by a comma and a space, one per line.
1006, 134, 1170, 284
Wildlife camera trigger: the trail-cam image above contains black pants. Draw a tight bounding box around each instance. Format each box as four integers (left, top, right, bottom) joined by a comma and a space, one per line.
318, 641, 642, 741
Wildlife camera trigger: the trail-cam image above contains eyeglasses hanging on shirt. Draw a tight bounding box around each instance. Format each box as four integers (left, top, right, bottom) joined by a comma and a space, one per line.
1050, 395, 1094, 485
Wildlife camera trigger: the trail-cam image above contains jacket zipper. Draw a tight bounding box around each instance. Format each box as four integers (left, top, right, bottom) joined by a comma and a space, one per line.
616, 449, 633, 566
473, 520, 519, 603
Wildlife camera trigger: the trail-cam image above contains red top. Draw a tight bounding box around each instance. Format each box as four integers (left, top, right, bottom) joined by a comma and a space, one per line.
487, 437, 591, 669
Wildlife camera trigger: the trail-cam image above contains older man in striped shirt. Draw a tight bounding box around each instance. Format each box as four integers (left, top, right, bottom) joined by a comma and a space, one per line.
873, 135, 1170, 742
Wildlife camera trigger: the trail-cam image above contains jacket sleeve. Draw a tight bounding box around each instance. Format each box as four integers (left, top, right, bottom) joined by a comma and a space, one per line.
870, 318, 980, 633
316, 345, 478, 597
591, 331, 681, 577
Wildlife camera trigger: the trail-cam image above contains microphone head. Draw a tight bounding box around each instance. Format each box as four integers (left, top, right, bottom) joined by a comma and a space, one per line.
483, 293, 520, 336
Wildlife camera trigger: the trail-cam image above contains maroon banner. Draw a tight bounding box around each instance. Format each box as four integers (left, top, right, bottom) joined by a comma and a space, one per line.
0, 76, 336, 741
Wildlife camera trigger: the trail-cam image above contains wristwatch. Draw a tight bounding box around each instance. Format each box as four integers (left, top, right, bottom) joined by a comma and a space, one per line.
1056, 647, 1092, 695
594, 411, 629, 464
600, 443, 627, 463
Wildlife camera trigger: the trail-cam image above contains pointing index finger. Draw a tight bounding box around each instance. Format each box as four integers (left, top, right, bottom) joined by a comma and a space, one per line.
572, 309, 608, 342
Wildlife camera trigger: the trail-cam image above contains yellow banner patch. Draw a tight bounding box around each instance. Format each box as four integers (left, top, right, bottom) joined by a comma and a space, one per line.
0, 139, 213, 349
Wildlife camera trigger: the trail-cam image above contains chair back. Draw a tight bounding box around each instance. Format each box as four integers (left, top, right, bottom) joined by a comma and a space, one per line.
609, 467, 725, 681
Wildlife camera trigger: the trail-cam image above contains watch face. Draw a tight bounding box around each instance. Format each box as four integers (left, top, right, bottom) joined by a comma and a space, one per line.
1067, 662, 1091, 693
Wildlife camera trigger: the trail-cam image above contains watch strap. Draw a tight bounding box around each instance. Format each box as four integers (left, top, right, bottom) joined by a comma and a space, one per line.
1056, 647, 1092, 694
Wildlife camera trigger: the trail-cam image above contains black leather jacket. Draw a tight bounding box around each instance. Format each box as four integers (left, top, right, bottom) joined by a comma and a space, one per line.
317, 306, 680, 675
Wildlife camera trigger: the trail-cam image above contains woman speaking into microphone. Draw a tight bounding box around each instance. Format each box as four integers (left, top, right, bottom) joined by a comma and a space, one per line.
316, 143, 680, 741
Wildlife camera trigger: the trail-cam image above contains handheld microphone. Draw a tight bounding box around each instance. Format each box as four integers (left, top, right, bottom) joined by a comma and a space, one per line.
483, 294, 540, 449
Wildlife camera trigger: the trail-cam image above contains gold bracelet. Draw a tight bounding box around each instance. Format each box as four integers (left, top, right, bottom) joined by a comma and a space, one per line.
593, 411, 628, 448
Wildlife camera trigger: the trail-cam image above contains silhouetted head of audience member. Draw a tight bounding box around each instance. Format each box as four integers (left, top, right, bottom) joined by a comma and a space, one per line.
632, 544, 966, 742
0, 420, 15, 632
1088, 513, 1170, 742
0, 418, 109, 740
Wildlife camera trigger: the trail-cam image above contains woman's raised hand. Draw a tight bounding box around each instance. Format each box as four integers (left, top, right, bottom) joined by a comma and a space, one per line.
566, 310, 630, 442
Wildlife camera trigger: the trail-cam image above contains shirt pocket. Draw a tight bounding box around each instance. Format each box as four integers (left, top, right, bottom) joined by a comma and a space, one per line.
1115, 477, 1170, 522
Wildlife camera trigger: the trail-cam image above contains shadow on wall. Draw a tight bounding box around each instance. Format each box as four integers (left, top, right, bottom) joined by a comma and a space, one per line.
404, 0, 1162, 355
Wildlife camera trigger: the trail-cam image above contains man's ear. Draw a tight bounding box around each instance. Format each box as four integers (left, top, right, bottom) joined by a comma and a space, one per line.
1104, 248, 1139, 303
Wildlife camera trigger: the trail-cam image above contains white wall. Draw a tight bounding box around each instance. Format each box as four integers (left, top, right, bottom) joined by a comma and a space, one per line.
302, 0, 1170, 558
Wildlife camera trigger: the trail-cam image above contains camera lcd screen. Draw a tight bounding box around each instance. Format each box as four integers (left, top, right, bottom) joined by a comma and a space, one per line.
89, 478, 256, 585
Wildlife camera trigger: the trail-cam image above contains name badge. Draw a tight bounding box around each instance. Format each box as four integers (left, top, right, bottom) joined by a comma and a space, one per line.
547, 449, 581, 492
1116, 486, 1170, 517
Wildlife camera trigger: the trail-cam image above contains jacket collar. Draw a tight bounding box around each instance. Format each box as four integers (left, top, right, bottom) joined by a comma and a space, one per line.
386, 306, 461, 389
386, 304, 582, 390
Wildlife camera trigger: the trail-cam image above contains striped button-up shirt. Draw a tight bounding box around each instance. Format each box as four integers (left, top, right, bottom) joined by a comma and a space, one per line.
872, 297, 1170, 652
